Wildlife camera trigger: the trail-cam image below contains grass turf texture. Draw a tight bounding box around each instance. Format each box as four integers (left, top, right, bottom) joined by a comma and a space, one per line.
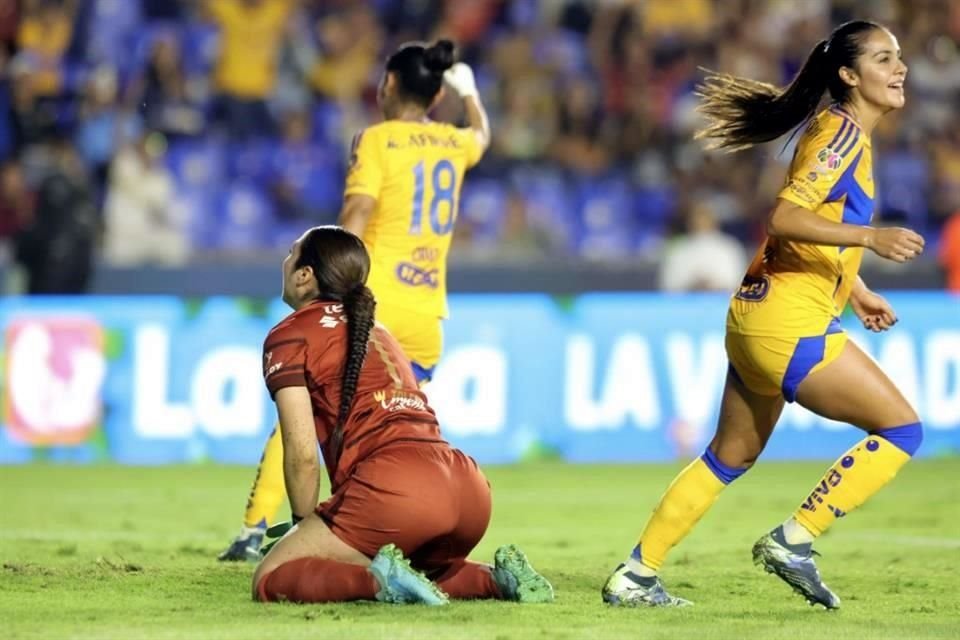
2, 460, 958, 639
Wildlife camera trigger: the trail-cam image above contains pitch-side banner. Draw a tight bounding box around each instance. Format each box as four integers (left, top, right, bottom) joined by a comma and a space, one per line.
1, 293, 957, 464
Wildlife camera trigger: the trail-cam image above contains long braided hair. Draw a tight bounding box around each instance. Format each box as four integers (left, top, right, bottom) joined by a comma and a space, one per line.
295, 226, 376, 468
695, 20, 882, 152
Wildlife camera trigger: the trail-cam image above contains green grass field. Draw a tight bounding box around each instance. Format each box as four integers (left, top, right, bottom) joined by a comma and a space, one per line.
2, 459, 958, 639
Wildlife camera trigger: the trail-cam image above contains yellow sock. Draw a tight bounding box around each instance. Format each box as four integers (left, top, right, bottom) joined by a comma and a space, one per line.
793, 433, 913, 537
243, 425, 287, 528
636, 457, 730, 570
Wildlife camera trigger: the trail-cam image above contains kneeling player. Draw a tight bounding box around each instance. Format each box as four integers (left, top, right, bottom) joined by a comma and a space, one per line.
251, 226, 552, 605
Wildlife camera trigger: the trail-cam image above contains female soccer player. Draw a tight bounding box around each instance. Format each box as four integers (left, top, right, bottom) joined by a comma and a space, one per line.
603, 20, 924, 609
221, 39, 490, 561
251, 226, 550, 604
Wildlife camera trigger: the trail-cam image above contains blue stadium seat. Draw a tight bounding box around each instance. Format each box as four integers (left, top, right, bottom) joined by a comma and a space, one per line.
85, 0, 143, 71
312, 101, 345, 146
573, 176, 635, 259
270, 143, 343, 217
217, 183, 276, 250
228, 140, 277, 185
180, 20, 220, 77
166, 140, 227, 191
633, 186, 676, 252
511, 167, 577, 253
170, 189, 218, 251
877, 150, 929, 232
459, 179, 508, 245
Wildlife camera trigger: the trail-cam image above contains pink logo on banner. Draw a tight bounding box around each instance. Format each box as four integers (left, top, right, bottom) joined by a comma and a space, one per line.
4, 318, 106, 445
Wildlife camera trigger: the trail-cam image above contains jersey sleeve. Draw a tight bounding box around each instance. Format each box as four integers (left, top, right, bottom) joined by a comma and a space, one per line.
778, 116, 863, 211
343, 128, 383, 199
263, 322, 307, 398
455, 127, 484, 169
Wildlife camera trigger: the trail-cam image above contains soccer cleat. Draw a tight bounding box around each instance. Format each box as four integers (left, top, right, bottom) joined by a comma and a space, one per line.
752, 532, 841, 609
368, 544, 449, 606
217, 525, 266, 562
491, 544, 554, 603
601, 563, 692, 607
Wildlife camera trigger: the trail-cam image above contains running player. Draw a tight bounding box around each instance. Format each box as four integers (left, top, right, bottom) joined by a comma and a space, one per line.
251, 226, 551, 605
603, 20, 924, 609
220, 39, 489, 561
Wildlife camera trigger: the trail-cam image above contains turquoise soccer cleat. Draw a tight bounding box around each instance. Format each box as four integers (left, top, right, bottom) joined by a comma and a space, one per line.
368, 544, 449, 606
491, 544, 554, 603
752, 530, 841, 610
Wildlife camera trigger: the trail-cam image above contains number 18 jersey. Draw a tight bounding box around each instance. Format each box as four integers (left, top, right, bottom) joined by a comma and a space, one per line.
344, 120, 484, 318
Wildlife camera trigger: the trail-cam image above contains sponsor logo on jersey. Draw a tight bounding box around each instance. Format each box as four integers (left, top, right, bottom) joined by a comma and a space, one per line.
372, 390, 427, 413
396, 262, 439, 288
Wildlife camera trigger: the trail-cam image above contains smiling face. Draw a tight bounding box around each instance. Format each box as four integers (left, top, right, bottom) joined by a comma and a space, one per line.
842, 28, 908, 112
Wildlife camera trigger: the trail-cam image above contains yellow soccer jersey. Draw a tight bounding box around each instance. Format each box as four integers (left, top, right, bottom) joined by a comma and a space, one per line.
728, 106, 873, 337
344, 120, 483, 318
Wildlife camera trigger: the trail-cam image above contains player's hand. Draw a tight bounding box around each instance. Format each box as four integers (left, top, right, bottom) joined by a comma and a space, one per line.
443, 63, 478, 98
259, 519, 298, 558
850, 288, 897, 332
865, 227, 925, 263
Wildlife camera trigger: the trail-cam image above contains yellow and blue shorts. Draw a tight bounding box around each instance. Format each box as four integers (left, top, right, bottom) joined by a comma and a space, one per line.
725, 319, 848, 402
375, 302, 443, 384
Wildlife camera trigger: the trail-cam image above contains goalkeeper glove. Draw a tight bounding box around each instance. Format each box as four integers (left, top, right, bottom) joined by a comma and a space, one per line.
443, 63, 478, 99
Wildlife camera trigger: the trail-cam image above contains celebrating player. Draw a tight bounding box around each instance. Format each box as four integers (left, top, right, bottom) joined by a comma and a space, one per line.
603, 20, 923, 609
251, 226, 551, 604
221, 39, 490, 561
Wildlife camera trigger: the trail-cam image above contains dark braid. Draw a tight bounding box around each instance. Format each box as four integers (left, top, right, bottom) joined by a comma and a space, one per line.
328, 285, 376, 467
293, 225, 375, 469
695, 20, 883, 152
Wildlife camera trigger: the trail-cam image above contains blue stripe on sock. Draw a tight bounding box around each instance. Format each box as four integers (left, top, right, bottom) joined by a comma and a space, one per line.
701, 448, 748, 484
872, 422, 923, 456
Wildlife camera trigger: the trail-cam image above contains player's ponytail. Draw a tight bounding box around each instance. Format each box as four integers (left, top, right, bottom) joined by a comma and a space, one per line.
385, 38, 456, 108
328, 284, 375, 469
695, 20, 882, 152
294, 226, 375, 470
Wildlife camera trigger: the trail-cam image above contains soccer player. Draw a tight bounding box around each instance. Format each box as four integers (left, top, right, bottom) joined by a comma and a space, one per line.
220, 39, 489, 561
603, 20, 924, 609
250, 226, 552, 605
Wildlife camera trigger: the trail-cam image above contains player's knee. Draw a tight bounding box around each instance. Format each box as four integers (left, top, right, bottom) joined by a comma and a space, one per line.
873, 421, 923, 457
701, 447, 751, 484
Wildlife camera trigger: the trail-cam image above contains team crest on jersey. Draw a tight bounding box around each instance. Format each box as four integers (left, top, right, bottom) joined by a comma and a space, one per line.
816, 147, 842, 172
734, 275, 770, 302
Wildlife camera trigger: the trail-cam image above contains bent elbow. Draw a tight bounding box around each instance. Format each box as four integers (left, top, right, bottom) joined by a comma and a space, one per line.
765, 212, 785, 239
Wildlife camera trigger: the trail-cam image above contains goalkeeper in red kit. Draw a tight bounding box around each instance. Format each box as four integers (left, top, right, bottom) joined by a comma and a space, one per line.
250, 225, 553, 605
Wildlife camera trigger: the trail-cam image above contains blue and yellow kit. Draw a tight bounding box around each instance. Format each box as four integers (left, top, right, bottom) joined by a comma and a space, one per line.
344, 120, 483, 378
726, 106, 873, 400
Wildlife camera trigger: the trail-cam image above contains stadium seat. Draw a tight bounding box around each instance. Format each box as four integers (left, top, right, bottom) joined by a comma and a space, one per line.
877, 150, 929, 232
312, 101, 345, 146
574, 176, 636, 259
166, 140, 227, 191
633, 186, 677, 253
459, 179, 508, 246
216, 182, 276, 250
270, 143, 343, 217
170, 189, 218, 251
85, 0, 143, 71
511, 167, 577, 253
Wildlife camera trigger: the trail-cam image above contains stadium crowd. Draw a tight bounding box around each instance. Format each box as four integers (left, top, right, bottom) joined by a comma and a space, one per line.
0, 0, 957, 292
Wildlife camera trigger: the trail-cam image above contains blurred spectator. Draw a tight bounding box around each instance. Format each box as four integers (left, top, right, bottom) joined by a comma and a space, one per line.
128, 34, 205, 140
15, 0, 76, 98
939, 211, 960, 293
549, 76, 612, 175
308, 7, 381, 104
0, 161, 35, 242
658, 200, 747, 292
205, 0, 294, 140
14, 138, 97, 293
102, 132, 188, 266
74, 67, 123, 201
268, 108, 340, 223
